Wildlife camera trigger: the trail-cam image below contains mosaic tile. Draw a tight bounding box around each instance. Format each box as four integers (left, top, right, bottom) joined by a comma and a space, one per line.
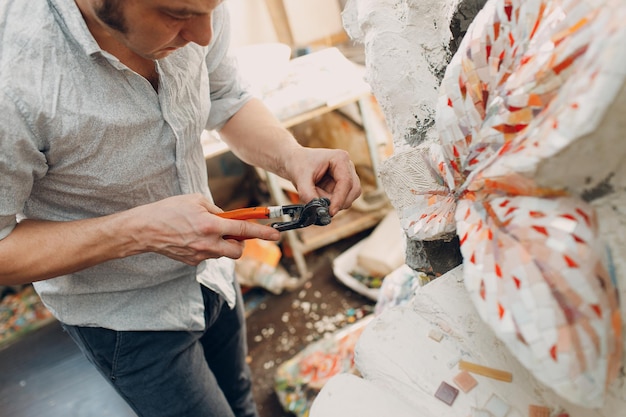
528, 405, 551, 417
428, 328, 445, 342
483, 394, 510, 417
453, 370, 478, 393
434, 381, 459, 406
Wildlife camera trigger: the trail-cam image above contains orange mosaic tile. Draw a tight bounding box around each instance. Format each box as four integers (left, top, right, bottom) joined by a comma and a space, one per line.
528, 405, 551, 417
453, 370, 478, 393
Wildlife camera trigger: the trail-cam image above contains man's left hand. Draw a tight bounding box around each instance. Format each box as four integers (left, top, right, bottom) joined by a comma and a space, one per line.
285, 147, 362, 216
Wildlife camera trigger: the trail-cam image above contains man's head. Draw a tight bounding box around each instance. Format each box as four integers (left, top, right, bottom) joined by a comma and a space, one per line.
79, 0, 224, 60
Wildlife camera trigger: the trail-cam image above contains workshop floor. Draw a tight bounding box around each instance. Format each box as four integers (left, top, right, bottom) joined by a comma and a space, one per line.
0, 233, 375, 417
245, 233, 375, 417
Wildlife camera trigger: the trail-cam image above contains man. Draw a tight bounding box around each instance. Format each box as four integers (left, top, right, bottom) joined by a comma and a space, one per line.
0, 0, 361, 416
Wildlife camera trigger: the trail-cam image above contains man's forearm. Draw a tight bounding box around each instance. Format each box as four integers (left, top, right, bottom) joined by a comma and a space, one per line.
218, 98, 303, 179
0, 193, 281, 285
0, 214, 138, 285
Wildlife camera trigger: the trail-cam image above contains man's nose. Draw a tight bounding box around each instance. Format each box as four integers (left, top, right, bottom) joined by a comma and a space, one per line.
180, 14, 213, 46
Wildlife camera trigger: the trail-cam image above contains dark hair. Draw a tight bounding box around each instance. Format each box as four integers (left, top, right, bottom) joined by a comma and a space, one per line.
94, 0, 128, 33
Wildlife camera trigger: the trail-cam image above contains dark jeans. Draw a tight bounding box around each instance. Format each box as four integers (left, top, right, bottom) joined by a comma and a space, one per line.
62, 284, 258, 417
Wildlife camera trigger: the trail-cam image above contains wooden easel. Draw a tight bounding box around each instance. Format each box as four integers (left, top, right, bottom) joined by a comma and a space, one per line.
263, 0, 349, 49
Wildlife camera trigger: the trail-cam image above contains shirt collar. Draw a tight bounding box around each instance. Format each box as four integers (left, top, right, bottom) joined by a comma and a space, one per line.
47, 0, 102, 57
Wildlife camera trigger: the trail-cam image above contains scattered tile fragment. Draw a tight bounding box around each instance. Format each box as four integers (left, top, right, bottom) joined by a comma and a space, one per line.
437, 320, 452, 333
484, 393, 510, 417
434, 381, 459, 406
453, 370, 478, 393
429, 328, 444, 342
459, 360, 513, 382
528, 405, 551, 417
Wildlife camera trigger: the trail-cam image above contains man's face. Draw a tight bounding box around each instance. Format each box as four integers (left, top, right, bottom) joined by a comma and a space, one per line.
94, 0, 224, 60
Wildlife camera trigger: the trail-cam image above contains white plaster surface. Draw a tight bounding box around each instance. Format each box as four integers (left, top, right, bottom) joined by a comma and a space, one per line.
312, 268, 626, 417
593, 160, 626, 308
342, 0, 460, 153
310, 373, 420, 417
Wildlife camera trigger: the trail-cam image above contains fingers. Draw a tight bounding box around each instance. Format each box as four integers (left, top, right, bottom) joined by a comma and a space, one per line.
167, 238, 245, 266
325, 159, 362, 215
163, 220, 279, 265
307, 152, 361, 216
292, 149, 362, 216
214, 238, 246, 260
219, 217, 281, 242
141, 194, 281, 265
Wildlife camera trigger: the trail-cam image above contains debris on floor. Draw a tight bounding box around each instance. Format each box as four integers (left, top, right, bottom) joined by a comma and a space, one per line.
0, 285, 54, 349
274, 315, 374, 417
236, 238, 300, 295
428, 327, 445, 342
244, 246, 377, 417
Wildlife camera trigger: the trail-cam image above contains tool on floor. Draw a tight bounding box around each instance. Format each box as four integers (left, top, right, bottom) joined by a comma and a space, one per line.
218, 198, 332, 238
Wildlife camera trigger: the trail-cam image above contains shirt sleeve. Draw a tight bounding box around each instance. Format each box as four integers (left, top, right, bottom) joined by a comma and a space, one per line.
204, 3, 253, 131
0, 87, 48, 240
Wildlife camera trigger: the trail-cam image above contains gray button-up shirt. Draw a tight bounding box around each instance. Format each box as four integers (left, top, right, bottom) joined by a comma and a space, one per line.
0, 0, 252, 330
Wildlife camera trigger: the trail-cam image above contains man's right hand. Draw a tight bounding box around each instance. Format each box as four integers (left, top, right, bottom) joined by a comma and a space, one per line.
0, 193, 280, 285
128, 193, 280, 266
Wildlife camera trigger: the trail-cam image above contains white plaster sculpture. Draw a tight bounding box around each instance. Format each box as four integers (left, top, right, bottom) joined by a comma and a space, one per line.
325, 0, 626, 411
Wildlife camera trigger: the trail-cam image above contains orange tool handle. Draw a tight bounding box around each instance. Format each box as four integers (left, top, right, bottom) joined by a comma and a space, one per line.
217, 207, 271, 220
217, 207, 273, 241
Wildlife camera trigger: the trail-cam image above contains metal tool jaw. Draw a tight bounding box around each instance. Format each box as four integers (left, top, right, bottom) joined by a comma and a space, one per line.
271, 198, 332, 231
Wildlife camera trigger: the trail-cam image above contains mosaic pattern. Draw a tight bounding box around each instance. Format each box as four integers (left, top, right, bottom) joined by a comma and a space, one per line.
405, 0, 625, 407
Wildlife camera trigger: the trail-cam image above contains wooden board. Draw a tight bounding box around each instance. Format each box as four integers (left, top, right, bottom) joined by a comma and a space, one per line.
296, 205, 391, 253
264, 0, 294, 46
